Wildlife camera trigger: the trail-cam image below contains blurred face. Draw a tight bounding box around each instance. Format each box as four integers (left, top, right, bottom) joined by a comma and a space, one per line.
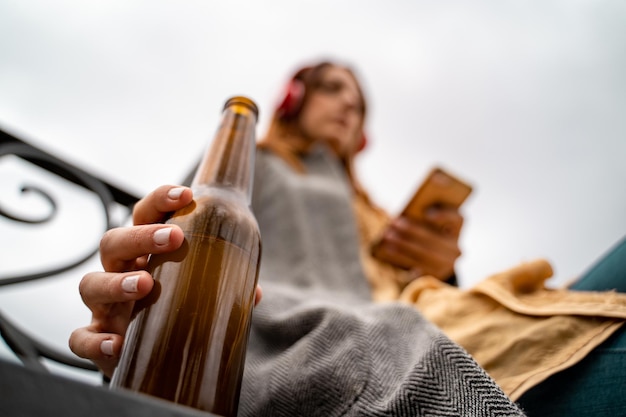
297, 66, 365, 156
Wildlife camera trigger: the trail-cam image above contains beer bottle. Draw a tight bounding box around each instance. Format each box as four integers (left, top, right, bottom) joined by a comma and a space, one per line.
110, 96, 262, 417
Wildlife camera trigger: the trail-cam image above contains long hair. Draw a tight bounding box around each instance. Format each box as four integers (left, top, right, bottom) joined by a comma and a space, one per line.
258, 62, 399, 296
257, 61, 370, 200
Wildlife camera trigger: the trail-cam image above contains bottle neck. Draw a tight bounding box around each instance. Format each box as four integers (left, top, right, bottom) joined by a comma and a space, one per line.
191, 103, 257, 203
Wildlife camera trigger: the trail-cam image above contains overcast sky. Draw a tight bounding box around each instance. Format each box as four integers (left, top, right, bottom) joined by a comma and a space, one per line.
1, 0, 625, 383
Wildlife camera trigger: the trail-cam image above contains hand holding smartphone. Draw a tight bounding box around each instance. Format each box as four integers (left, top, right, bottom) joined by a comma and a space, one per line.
370, 166, 473, 260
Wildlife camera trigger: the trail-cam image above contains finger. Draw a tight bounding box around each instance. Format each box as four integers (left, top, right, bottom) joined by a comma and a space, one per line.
395, 232, 460, 273
255, 285, 263, 306
69, 327, 123, 378
392, 217, 460, 254
389, 218, 442, 246
409, 243, 460, 278
379, 239, 457, 279
375, 241, 418, 270
424, 207, 464, 237
380, 224, 461, 277
79, 271, 154, 312
133, 185, 193, 226
100, 225, 185, 272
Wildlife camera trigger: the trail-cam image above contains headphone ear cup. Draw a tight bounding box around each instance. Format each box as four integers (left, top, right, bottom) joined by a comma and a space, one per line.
356, 133, 368, 153
276, 79, 305, 118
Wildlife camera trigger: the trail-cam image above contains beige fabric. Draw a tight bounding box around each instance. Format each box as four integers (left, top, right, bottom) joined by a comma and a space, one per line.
399, 262, 626, 400
353, 193, 626, 401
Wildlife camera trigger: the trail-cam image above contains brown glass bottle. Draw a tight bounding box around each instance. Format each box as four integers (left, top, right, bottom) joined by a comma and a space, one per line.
110, 97, 262, 417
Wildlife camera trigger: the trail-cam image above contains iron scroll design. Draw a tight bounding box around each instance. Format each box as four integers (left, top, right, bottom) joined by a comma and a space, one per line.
0, 182, 57, 224
0, 128, 141, 374
0, 140, 116, 286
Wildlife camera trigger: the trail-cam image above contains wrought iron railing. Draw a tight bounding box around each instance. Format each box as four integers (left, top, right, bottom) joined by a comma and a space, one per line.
0, 127, 140, 374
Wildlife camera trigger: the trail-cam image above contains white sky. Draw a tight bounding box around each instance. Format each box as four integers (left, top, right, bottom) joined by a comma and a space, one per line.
1, 0, 625, 382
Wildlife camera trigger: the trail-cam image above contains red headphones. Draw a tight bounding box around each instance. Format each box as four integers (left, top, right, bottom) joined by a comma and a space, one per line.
276, 78, 306, 118
357, 132, 368, 153
275, 77, 368, 153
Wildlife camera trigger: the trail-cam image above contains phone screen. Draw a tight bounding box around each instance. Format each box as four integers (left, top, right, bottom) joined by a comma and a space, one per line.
401, 167, 473, 220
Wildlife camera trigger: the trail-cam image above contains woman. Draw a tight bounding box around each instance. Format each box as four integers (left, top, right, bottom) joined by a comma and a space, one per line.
69, 60, 625, 415
255, 62, 464, 296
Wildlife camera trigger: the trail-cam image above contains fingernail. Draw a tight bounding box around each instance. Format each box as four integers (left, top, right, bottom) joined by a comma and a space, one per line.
122, 275, 140, 293
153, 228, 172, 246
411, 269, 423, 279
101, 340, 114, 356
426, 207, 438, 218
395, 217, 409, 228
167, 187, 185, 199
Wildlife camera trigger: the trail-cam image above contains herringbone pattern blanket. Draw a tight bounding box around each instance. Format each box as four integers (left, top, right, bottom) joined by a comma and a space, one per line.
239, 147, 524, 416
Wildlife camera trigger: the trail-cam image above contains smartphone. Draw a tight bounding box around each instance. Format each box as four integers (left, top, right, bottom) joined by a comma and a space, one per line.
399, 167, 473, 220
370, 166, 473, 258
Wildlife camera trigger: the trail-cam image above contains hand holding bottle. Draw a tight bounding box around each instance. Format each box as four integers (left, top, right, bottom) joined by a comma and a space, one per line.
69, 185, 263, 379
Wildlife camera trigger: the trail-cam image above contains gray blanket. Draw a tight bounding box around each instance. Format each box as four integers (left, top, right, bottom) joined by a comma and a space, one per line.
239, 146, 525, 416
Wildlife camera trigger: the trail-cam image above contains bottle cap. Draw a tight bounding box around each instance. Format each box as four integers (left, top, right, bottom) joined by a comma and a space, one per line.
224, 96, 259, 118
